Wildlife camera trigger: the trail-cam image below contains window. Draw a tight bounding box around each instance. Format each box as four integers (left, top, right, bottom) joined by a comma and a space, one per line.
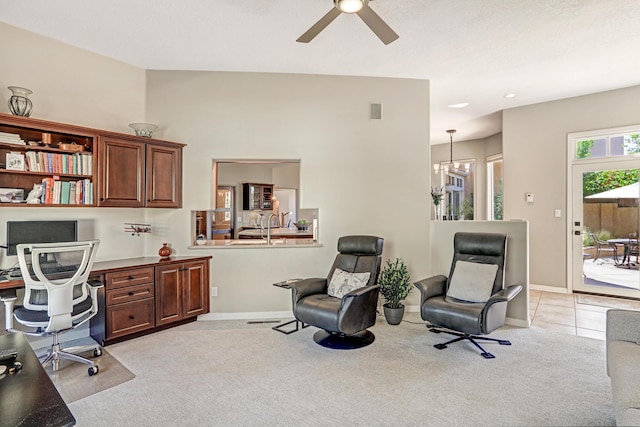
575, 131, 640, 160
487, 154, 503, 220
438, 159, 475, 220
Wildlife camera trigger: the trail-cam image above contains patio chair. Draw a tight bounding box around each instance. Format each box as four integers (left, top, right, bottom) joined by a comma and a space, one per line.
589, 232, 617, 262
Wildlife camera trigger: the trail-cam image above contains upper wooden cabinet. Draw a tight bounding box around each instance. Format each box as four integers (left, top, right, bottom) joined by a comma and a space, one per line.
98, 136, 182, 208
145, 143, 182, 208
98, 137, 145, 207
0, 113, 184, 209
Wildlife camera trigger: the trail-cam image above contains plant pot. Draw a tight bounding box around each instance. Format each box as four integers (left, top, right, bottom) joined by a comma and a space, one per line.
383, 303, 405, 325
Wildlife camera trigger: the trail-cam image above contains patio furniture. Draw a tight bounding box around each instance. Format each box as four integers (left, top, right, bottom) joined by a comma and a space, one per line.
589, 232, 617, 262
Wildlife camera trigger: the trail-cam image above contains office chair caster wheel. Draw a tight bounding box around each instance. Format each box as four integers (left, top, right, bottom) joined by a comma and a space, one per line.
88, 365, 99, 376
93, 348, 102, 357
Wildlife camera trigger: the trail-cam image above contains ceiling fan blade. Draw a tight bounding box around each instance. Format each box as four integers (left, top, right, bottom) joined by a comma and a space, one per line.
356, 5, 399, 45
297, 7, 342, 43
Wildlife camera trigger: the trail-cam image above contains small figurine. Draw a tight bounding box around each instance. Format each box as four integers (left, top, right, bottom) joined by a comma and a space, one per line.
26, 183, 43, 204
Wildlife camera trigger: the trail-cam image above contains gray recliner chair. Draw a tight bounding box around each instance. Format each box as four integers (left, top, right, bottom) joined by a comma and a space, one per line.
414, 232, 522, 359
288, 235, 384, 349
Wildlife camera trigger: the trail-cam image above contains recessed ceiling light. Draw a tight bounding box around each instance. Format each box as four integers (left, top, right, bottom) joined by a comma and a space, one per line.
504, 93, 516, 99
448, 102, 469, 109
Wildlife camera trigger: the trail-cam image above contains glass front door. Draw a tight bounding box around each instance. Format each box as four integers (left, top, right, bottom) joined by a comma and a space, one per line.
572, 161, 640, 297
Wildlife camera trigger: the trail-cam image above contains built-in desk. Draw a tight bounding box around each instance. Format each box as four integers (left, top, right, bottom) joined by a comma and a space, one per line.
0, 256, 212, 346
0, 332, 75, 427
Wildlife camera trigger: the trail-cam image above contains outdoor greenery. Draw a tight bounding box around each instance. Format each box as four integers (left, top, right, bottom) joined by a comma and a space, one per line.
494, 179, 503, 220
378, 258, 412, 309
582, 169, 638, 197
452, 196, 474, 220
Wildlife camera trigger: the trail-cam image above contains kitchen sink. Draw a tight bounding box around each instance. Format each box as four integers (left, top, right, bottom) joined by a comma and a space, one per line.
226, 239, 286, 246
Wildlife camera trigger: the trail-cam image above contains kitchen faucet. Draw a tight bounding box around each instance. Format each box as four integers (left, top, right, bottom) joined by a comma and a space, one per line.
267, 213, 278, 245
258, 213, 265, 239
281, 211, 292, 228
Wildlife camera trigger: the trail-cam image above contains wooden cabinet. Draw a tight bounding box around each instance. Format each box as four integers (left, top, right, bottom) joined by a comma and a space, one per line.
98, 137, 182, 208
145, 142, 182, 208
90, 256, 211, 346
104, 267, 156, 340
242, 183, 274, 210
155, 259, 209, 326
98, 137, 145, 207
0, 113, 97, 206
0, 113, 184, 209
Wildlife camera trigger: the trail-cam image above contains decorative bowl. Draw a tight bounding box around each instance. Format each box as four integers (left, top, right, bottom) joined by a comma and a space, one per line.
129, 123, 158, 138
294, 222, 310, 231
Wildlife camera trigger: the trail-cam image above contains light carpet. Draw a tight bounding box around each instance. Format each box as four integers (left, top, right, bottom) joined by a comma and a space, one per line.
68, 313, 615, 426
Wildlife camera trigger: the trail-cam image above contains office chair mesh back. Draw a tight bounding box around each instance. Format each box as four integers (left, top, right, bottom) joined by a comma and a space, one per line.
16, 240, 98, 333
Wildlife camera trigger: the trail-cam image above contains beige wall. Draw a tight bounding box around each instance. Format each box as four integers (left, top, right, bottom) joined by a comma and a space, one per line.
0, 22, 148, 267
144, 72, 432, 316
503, 85, 640, 289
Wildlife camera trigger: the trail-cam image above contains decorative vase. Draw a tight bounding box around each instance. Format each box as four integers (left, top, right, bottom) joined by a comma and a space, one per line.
7, 86, 33, 117
433, 204, 439, 220
196, 234, 207, 245
383, 303, 405, 325
158, 243, 171, 258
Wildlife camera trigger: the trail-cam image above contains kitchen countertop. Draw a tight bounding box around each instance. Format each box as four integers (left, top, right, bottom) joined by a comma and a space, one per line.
188, 238, 321, 249
237, 227, 312, 238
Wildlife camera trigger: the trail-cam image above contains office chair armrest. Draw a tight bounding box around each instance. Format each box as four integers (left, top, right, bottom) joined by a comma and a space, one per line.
87, 279, 103, 313
486, 284, 522, 305
414, 275, 447, 305
2, 296, 17, 331
88, 279, 104, 289
289, 278, 327, 303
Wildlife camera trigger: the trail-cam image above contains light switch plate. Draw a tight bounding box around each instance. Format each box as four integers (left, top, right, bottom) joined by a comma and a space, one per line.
554, 209, 562, 217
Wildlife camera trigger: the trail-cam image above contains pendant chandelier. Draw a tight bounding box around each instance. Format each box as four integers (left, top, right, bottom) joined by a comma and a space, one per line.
432, 129, 470, 175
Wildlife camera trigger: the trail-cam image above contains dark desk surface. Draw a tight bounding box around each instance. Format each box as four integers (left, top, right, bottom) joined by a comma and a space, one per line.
0, 333, 75, 427
0, 255, 213, 292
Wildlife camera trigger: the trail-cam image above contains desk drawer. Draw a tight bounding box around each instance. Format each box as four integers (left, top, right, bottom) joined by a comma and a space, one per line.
105, 267, 154, 290
107, 298, 155, 338
106, 283, 154, 305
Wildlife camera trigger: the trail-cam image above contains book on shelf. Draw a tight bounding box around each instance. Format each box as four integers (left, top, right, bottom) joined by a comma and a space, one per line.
52, 180, 61, 204
60, 181, 71, 204
69, 181, 76, 204
0, 132, 25, 145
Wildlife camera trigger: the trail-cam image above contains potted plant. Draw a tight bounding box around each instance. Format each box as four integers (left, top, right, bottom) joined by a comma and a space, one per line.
378, 258, 412, 325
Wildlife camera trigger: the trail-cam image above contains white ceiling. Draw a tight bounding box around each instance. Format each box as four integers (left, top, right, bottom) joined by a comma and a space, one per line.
2, 0, 640, 144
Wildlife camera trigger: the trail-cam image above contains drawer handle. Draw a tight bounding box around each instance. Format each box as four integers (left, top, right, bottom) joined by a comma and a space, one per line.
129, 315, 135, 320
129, 276, 135, 280
128, 291, 135, 296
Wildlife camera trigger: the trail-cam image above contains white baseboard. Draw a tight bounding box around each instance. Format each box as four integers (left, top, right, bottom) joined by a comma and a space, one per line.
505, 317, 530, 328
405, 304, 420, 313
529, 284, 571, 294
199, 311, 293, 321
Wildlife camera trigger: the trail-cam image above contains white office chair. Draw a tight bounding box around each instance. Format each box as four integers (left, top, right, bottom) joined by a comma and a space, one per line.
3, 240, 103, 376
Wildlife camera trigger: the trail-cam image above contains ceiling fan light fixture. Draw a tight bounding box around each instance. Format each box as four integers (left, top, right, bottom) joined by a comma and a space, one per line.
335, 0, 366, 13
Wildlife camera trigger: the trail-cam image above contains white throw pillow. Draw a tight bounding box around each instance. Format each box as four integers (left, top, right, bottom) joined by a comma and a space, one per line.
327, 268, 371, 298
446, 260, 499, 303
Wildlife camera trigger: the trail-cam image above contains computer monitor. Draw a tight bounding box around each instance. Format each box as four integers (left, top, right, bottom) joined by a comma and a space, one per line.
6, 220, 78, 256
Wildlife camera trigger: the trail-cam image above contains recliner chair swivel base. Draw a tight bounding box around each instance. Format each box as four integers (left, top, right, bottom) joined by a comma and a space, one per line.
428, 325, 512, 359
313, 330, 375, 350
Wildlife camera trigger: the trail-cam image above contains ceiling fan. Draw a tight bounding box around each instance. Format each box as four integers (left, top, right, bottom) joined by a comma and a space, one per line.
297, 0, 399, 45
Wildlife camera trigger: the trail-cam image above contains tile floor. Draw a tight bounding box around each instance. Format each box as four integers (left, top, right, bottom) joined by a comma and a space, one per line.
529, 290, 640, 341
